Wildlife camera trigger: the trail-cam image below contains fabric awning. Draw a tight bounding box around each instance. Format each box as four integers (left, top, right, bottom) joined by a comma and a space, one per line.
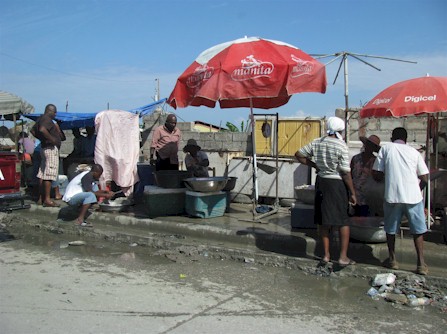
24, 98, 166, 130
0, 91, 35, 116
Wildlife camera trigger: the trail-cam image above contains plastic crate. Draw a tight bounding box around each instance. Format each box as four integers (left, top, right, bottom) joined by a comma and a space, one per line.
185, 191, 226, 218
142, 186, 186, 218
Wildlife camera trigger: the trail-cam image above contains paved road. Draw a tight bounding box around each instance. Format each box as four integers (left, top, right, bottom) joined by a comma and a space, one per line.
1, 231, 446, 334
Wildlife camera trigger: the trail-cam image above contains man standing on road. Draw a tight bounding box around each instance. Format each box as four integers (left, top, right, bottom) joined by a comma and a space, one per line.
295, 117, 357, 266
373, 127, 429, 275
31, 104, 66, 207
150, 114, 181, 171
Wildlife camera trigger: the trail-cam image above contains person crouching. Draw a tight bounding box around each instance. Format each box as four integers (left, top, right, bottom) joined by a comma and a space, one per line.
62, 164, 114, 227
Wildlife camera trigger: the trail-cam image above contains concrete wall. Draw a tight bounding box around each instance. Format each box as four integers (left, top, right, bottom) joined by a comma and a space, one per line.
139, 111, 251, 165
341, 108, 447, 151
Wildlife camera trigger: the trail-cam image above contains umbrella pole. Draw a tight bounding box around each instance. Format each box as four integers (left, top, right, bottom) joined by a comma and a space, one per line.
343, 55, 350, 144
275, 112, 279, 207
250, 99, 259, 218
434, 113, 439, 213
426, 114, 431, 230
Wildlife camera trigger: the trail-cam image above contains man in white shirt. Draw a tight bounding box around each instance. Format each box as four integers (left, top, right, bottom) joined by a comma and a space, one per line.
373, 127, 429, 275
63, 164, 114, 227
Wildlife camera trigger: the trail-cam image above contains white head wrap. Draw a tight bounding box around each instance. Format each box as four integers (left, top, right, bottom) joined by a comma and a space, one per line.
326, 117, 345, 140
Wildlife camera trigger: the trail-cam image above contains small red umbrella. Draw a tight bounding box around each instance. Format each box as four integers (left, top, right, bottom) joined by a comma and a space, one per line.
360, 76, 447, 229
168, 36, 327, 204
359, 76, 447, 118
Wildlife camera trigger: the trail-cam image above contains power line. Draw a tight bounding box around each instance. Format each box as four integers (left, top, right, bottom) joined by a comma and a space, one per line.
0, 52, 151, 83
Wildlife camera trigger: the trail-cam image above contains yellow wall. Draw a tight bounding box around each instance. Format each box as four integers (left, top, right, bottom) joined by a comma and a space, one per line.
255, 119, 321, 157
193, 124, 221, 132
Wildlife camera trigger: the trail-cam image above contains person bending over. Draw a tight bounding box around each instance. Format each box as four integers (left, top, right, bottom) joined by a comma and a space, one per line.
62, 164, 114, 227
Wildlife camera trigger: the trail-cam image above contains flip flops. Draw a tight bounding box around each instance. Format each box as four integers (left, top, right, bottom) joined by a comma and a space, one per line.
42, 201, 60, 208
416, 265, 429, 275
338, 259, 356, 267
75, 220, 93, 228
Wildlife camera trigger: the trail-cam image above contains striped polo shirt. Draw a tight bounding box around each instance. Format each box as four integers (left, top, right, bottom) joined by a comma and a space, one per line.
298, 136, 351, 179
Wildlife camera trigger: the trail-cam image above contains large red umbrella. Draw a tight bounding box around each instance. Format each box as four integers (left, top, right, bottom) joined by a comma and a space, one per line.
168, 36, 327, 204
168, 36, 327, 110
360, 76, 447, 229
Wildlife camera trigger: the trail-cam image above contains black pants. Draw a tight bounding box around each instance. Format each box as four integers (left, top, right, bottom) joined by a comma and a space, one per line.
155, 154, 178, 171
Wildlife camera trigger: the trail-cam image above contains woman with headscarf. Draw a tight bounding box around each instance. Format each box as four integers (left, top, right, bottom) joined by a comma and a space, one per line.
295, 117, 357, 266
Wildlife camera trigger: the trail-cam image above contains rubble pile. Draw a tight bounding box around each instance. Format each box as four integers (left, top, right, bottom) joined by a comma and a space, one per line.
367, 273, 447, 312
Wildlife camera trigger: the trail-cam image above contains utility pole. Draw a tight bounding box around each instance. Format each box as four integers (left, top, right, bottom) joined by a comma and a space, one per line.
155, 78, 160, 101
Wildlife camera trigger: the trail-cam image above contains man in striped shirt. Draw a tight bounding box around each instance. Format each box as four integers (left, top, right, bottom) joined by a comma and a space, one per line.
295, 117, 357, 266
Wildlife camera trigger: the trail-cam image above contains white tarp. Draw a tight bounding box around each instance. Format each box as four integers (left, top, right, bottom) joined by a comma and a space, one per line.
94, 109, 140, 196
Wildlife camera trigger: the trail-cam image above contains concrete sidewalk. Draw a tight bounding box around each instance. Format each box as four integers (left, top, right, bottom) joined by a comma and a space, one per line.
9, 200, 447, 282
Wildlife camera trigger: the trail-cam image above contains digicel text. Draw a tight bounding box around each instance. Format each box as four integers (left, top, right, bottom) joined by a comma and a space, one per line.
404, 95, 436, 103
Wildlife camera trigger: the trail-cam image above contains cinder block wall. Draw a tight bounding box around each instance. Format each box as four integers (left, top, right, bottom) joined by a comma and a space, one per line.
60, 109, 446, 160
140, 111, 251, 164
338, 108, 438, 145
56, 109, 446, 203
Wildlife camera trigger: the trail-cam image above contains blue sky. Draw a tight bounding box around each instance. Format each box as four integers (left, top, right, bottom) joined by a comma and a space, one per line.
1, 0, 446, 128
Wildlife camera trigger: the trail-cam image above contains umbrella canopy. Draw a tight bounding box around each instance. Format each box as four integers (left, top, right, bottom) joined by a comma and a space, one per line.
359, 76, 447, 118
168, 36, 327, 109
0, 91, 34, 116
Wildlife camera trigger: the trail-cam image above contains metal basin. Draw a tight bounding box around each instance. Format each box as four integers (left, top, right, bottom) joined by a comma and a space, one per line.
184, 177, 228, 193
223, 176, 238, 191
99, 198, 132, 212
294, 185, 315, 204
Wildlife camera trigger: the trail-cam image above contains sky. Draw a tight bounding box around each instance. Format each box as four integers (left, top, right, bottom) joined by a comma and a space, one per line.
1, 0, 446, 129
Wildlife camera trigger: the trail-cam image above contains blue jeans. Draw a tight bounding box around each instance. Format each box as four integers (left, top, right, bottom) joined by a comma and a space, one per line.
68, 192, 97, 206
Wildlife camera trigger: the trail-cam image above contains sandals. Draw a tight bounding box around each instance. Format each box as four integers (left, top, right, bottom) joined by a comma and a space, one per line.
42, 201, 60, 207
75, 220, 93, 228
416, 265, 429, 275
319, 257, 331, 265
383, 258, 399, 270
338, 259, 356, 267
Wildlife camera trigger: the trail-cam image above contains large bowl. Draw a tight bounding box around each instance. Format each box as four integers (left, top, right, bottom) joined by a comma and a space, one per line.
99, 198, 132, 212
153, 170, 193, 188
294, 185, 315, 204
223, 176, 238, 191
184, 177, 228, 193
